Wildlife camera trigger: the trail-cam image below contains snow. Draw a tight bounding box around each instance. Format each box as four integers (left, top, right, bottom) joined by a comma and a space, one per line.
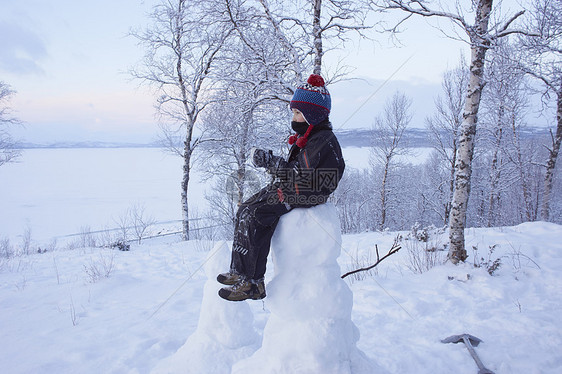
152, 241, 259, 374
2, 148, 562, 373
2, 219, 562, 373
232, 204, 380, 374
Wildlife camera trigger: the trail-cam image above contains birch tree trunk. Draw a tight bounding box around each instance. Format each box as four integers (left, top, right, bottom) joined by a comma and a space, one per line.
175, 10, 195, 241
510, 116, 534, 222
181, 143, 192, 240
448, 0, 493, 263
379, 156, 390, 230
312, 0, 323, 75
541, 90, 562, 220
371, 91, 411, 231
426, 65, 467, 226
487, 123, 503, 227
131, 0, 231, 241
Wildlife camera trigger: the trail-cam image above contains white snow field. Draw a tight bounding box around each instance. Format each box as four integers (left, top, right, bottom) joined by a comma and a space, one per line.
1, 148, 561, 373
1, 219, 561, 373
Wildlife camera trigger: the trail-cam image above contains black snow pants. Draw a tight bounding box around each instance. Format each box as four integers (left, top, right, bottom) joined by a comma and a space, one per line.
230, 186, 291, 280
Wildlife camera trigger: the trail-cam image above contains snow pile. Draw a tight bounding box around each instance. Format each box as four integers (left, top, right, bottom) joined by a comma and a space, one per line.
2, 220, 562, 373
152, 241, 259, 374
233, 203, 382, 374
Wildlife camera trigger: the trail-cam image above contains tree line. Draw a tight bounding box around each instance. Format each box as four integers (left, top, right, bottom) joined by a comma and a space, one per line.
333, 65, 560, 235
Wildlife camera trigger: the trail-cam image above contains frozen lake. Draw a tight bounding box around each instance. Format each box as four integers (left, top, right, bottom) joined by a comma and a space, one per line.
0, 146, 431, 243
1, 148, 188, 243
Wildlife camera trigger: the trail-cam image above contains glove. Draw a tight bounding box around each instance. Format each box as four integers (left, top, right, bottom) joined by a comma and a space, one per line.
251, 148, 273, 169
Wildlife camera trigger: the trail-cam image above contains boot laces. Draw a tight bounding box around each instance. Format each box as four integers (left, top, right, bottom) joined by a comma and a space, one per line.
232, 279, 249, 291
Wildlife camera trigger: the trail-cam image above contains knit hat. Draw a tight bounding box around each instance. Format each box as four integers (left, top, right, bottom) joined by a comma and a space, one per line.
289, 74, 331, 148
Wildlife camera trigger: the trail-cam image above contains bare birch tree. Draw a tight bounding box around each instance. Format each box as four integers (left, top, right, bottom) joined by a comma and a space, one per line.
0, 81, 21, 166
309, 0, 372, 75
243, 0, 372, 86
425, 61, 468, 226
131, 0, 233, 240
517, 0, 562, 221
200, 0, 305, 235
224, 0, 307, 98
481, 42, 532, 226
370, 91, 412, 230
374, 0, 530, 263
199, 71, 286, 233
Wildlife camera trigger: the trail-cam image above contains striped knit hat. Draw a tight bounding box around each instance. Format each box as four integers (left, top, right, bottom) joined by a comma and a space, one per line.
289, 74, 331, 148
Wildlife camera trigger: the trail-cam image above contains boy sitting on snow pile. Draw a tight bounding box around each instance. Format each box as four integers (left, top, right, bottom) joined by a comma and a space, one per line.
217, 74, 346, 302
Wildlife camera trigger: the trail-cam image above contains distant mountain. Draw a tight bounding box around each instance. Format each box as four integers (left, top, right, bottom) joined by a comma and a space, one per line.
18, 126, 552, 149
19, 141, 161, 149
335, 128, 438, 148
335, 126, 552, 148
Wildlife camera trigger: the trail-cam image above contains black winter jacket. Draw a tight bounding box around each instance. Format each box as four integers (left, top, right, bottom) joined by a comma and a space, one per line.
270, 119, 345, 208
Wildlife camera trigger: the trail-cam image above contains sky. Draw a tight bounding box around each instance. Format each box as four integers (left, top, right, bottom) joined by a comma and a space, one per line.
2, 0, 157, 143
0, 0, 541, 144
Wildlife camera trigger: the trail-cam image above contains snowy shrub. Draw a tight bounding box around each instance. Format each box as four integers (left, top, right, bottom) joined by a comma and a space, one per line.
405, 235, 446, 274
64, 239, 81, 251
21, 225, 33, 256
1, 237, 14, 259
96, 227, 122, 249
409, 222, 429, 242
69, 295, 79, 326
45, 238, 58, 253
506, 245, 541, 276
112, 240, 130, 251
83, 251, 115, 283
472, 245, 502, 276
14, 276, 27, 292
130, 203, 156, 244
189, 210, 222, 244
112, 204, 156, 244
79, 226, 98, 248
407, 223, 445, 243
114, 209, 132, 243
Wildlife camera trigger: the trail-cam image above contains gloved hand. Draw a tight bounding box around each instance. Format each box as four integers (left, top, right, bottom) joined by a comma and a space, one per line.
251, 148, 273, 169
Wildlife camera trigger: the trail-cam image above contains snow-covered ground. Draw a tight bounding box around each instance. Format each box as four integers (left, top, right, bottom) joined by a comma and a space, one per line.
1, 221, 561, 373
2, 147, 560, 373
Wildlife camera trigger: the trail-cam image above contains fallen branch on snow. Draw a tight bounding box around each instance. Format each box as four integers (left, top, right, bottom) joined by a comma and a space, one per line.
341, 237, 401, 279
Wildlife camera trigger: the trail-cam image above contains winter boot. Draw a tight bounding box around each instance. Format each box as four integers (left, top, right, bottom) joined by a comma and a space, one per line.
218, 278, 266, 302
217, 271, 242, 285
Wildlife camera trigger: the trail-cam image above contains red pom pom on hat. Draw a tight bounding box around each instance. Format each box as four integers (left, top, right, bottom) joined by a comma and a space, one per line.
307, 74, 325, 87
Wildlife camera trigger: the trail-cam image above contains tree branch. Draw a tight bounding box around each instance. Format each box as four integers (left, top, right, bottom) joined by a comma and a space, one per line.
341, 237, 401, 279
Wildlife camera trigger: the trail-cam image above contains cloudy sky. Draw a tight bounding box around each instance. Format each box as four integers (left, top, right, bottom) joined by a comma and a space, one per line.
2, 0, 157, 143
1, 0, 535, 144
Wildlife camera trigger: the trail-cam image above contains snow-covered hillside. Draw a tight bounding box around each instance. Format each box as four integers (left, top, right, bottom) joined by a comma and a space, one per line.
1, 221, 560, 373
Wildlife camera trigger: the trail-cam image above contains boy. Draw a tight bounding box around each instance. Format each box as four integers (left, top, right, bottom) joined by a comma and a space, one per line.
218, 74, 345, 301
